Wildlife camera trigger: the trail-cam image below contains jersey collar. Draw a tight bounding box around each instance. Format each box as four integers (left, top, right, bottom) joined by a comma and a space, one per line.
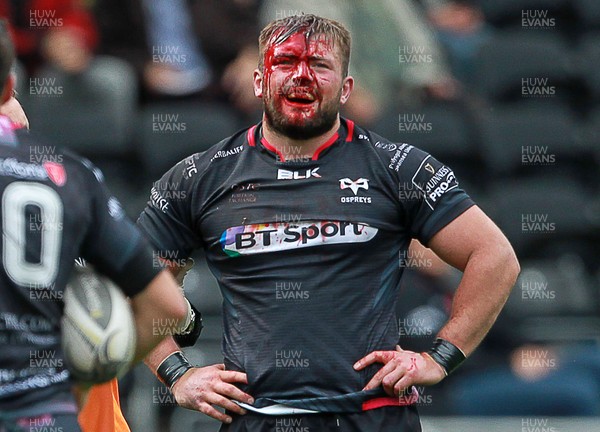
246, 118, 355, 162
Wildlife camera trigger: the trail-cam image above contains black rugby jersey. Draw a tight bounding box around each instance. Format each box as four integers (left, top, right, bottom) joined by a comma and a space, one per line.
0, 120, 160, 410
138, 118, 474, 411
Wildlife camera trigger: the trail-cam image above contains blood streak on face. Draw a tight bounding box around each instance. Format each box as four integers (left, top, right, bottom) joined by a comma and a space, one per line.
261, 28, 344, 140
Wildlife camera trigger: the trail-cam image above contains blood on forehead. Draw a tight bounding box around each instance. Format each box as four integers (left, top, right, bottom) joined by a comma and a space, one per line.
268, 22, 335, 51
264, 28, 336, 66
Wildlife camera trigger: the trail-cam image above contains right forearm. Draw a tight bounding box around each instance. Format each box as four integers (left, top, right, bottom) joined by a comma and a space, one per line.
143, 258, 199, 382
145, 336, 195, 390
144, 336, 183, 375
130, 270, 187, 362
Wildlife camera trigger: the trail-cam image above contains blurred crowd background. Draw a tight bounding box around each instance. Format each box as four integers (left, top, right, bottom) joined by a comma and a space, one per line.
2, 0, 600, 431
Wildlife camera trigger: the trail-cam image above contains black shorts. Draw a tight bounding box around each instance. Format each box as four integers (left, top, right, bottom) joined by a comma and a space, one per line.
0, 413, 81, 432
220, 406, 421, 432
0, 391, 80, 432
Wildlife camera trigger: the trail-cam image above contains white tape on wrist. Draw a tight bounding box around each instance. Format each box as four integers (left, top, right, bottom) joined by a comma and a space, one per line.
177, 299, 195, 334
175, 258, 195, 286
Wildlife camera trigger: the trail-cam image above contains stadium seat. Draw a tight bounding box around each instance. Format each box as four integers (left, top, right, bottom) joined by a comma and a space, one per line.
483, 176, 600, 260
18, 57, 144, 220
505, 257, 598, 319
473, 32, 581, 104
478, 103, 595, 183
451, 247, 600, 416
574, 0, 600, 30
477, 0, 575, 30
501, 254, 600, 346
25, 56, 138, 157
92, 158, 149, 219
373, 101, 482, 185
450, 249, 600, 416
582, 107, 600, 168
579, 33, 600, 103
137, 102, 241, 178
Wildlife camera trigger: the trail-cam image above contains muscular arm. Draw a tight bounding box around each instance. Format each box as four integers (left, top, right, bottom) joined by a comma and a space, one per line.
130, 269, 187, 363
144, 264, 185, 373
131, 272, 187, 362
144, 330, 183, 374
428, 205, 520, 355
143, 263, 252, 423
356, 205, 519, 395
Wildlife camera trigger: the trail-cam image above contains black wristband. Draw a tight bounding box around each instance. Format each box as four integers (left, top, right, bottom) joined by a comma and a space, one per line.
157, 351, 192, 389
173, 302, 203, 348
427, 338, 466, 376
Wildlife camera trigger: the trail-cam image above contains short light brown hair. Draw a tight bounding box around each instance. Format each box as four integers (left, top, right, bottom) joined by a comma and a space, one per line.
258, 14, 351, 77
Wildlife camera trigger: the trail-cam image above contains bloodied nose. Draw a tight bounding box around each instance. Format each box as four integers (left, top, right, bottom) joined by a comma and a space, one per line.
291, 60, 312, 81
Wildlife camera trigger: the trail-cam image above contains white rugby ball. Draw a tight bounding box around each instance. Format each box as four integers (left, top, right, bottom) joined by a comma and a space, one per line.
61, 267, 136, 383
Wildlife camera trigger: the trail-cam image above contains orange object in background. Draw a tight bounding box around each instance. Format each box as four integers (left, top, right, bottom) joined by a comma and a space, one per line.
78, 379, 131, 432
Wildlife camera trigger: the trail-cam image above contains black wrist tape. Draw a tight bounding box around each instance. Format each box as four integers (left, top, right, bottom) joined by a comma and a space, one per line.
173, 302, 203, 347
427, 338, 466, 375
157, 351, 192, 389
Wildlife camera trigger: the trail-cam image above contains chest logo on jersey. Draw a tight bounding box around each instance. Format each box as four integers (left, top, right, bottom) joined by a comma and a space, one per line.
277, 168, 321, 180
339, 178, 369, 195
220, 221, 377, 257
339, 178, 372, 204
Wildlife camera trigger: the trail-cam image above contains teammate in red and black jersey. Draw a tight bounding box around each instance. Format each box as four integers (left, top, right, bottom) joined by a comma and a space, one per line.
0, 21, 187, 432
139, 14, 520, 431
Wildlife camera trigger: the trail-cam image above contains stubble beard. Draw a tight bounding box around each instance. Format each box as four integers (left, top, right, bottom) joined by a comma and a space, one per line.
263, 88, 341, 140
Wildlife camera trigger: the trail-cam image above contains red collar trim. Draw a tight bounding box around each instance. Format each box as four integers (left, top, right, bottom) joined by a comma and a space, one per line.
247, 125, 258, 147
345, 119, 355, 142
311, 132, 339, 160
259, 137, 286, 161
249, 118, 354, 161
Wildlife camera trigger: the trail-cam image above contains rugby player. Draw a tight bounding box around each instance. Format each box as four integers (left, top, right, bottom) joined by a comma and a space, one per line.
0, 20, 188, 432
139, 14, 520, 431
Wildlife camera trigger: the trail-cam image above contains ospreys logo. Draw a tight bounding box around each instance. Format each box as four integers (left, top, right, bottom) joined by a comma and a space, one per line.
339, 178, 372, 204
339, 178, 369, 195
220, 221, 377, 257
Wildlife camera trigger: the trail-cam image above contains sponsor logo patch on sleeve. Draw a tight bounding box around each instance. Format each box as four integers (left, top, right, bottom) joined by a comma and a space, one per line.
411, 156, 458, 210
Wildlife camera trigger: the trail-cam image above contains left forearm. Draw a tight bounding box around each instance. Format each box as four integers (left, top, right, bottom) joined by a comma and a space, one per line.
437, 244, 520, 356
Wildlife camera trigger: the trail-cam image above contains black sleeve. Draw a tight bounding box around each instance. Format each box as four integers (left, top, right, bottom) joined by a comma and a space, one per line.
397, 147, 475, 245
136, 155, 203, 261
78, 159, 161, 297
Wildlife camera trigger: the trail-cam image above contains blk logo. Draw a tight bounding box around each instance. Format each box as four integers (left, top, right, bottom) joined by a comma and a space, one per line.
277, 168, 321, 180
339, 178, 369, 195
